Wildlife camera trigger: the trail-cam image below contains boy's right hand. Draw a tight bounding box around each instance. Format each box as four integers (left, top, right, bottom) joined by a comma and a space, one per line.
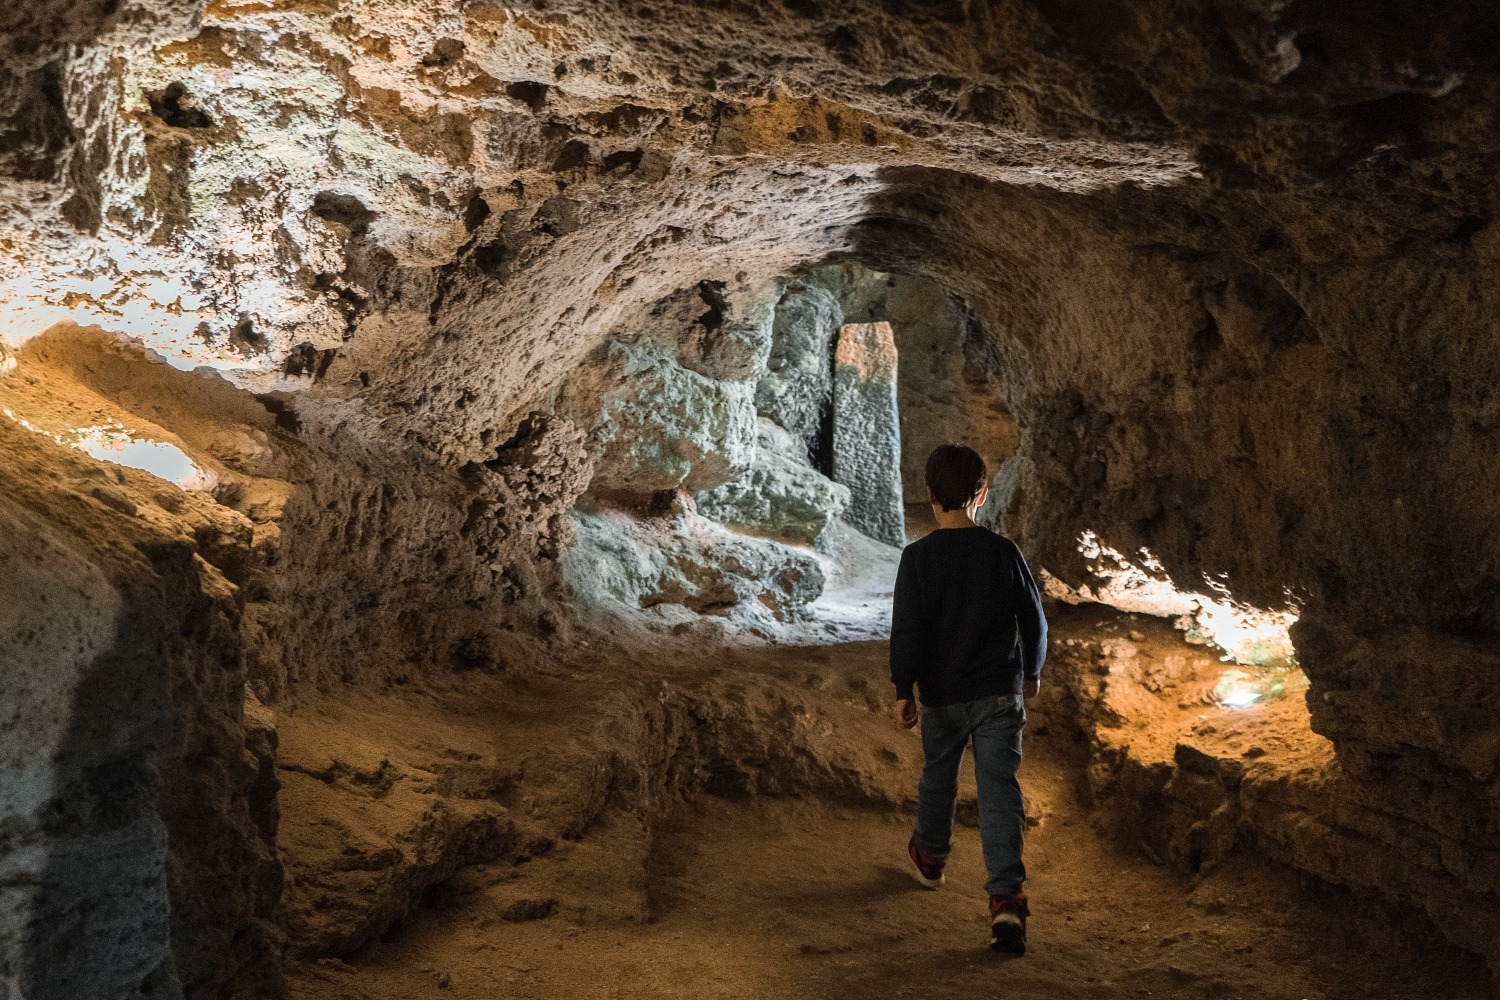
894, 698, 918, 729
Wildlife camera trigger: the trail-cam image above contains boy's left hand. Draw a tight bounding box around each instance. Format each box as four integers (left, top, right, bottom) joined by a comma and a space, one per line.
894, 698, 918, 729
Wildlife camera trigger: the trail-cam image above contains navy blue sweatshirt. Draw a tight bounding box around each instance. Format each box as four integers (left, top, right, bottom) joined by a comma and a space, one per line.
889, 526, 1048, 706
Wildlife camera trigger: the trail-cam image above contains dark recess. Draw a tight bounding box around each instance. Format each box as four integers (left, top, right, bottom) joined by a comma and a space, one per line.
506, 80, 549, 111
283, 342, 337, 381
228, 315, 266, 355
463, 193, 491, 232
256, 394, 302, 435
0, 63, 76, 182
603, 148, 644, 173
147, 82, 215, 129
696, 281, 728, 331
421, 38, 465, 67
1193, 314, 1223, 360
552, 139, 593, 172
311, 192, 377, 237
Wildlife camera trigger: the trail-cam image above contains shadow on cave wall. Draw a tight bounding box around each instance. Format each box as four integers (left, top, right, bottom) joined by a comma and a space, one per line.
19, 604, 180, 1000
1, 485, 282, 1000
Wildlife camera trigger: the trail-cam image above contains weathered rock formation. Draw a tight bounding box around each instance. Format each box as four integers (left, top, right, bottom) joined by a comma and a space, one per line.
831, 321, 906, 546
0, 418, 282, 1000
755, 284, 844, 460
565, 504, 826, 626
5, 0, 1500, 994
696, 417, 851, 547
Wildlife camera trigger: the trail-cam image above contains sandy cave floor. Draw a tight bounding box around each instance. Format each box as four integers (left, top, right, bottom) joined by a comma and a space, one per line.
281, 615, 1492, 1000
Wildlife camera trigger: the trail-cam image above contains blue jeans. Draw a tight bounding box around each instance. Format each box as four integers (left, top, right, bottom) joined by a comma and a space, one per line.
913, 693, 1027, 896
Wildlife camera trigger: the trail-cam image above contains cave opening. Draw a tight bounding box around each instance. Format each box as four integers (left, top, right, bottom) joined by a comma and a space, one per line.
553, 261, 1028, 646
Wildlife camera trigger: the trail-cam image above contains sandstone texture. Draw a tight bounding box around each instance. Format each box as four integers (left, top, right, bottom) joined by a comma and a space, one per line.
5, 0, 1500, 993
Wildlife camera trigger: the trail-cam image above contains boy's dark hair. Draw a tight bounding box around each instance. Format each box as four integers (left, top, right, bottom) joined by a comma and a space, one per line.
925, 444, 987, 511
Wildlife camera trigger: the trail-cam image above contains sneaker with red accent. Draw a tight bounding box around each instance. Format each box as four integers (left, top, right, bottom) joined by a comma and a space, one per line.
989, 890, 1029, 954
906, 836, 945, 889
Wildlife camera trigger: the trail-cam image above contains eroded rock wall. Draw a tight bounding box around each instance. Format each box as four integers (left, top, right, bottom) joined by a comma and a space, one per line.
0, 323, 610, 995
0, 421, 281, 1000
865, 169, 1500, 972
1, 326, 592, 697
831, 321, 905, 546
1038, 605, 1500, 974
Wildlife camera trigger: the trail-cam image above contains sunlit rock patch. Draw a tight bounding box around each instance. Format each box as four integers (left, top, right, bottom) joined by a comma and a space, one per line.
68, 421, 214, 490
1043, 530, 1300, 664
1041, 531, 1303, 709
2, 406, 215, 491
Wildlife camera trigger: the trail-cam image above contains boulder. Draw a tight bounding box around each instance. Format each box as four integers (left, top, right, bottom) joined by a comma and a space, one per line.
588, 340, 756, 500
564, 508, 826, 623
696, 418, 850, 545
673, 283, 776, 383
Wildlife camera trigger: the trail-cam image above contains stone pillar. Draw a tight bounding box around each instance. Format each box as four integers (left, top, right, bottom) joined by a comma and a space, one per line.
832, 322, 906, 547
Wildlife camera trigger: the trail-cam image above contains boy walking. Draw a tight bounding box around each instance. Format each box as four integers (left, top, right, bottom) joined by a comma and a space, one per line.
890, 445, 1048, 955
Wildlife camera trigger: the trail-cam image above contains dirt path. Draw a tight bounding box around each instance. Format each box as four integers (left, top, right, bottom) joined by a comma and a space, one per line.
288, 631, 1491, 1000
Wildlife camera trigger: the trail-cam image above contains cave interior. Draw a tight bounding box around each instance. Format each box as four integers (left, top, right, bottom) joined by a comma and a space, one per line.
3, 1, 1500, 998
